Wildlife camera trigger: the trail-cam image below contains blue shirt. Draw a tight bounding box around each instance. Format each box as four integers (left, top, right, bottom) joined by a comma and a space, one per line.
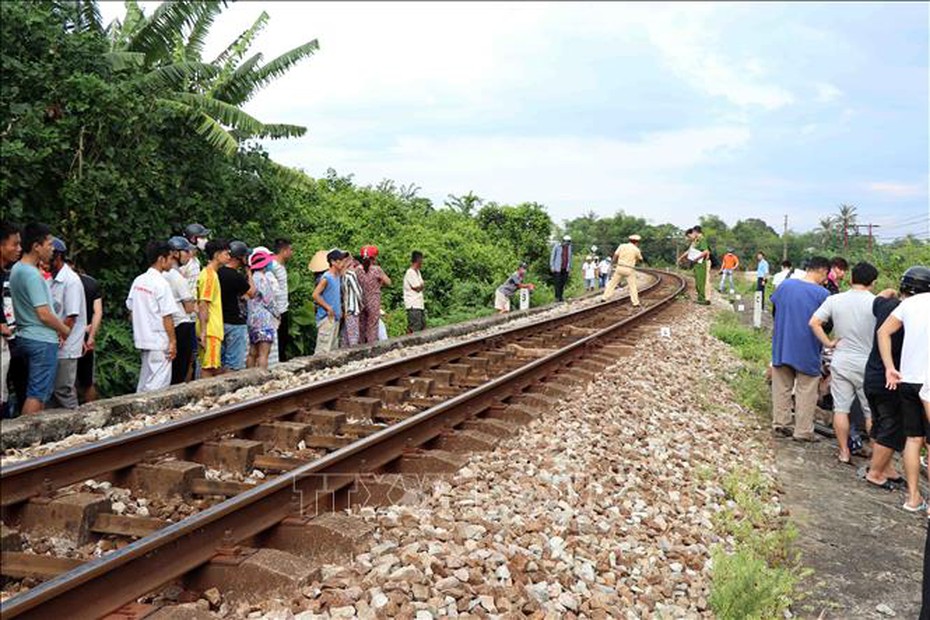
770, 278, 829, 376
756, 259, 770, 278
9, 262, 58, 344
315, 272, 343, 323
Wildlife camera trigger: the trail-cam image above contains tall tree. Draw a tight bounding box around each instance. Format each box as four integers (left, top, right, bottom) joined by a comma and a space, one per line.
836, 203, 857, 249
104, 1, 317, 154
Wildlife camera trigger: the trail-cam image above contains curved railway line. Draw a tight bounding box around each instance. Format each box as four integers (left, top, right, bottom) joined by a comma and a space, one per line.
1, 269, 685, 619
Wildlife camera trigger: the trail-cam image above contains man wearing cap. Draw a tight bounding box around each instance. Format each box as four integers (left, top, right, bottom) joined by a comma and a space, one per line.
495, 263, 535, 313
48, 237, 86, 409
312, 249, 348, 354
550, 235, 573, 302
180, 223, 210, 299
218, 240, 255, 372
602, 234, 645, 307
197, 239, 229, 378
164, 237, 197, 384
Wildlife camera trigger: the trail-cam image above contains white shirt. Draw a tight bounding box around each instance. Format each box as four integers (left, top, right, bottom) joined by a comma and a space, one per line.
891, 293, 930, 384
178, 256, 201, 320
403, 267, 424, 310
773, 269, 791, 289
582, 261, 596, 279
598, 259, 611, 276
50, 263, 87, 359
126, 268, 179, 351
271, 260, 289, 313
163, 268, 193, 326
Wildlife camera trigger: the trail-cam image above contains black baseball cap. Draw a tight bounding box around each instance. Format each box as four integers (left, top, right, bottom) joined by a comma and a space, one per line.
327, 248, 349, 264
229, 240, 250, 259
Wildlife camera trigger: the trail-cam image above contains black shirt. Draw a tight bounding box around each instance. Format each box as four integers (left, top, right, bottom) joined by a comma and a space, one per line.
863, 296, 903, 394
79, 274, 101, 325
217, 266, 249, 325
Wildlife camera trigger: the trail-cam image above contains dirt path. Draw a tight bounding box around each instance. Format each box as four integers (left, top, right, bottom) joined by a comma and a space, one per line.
776, 431, 925, 618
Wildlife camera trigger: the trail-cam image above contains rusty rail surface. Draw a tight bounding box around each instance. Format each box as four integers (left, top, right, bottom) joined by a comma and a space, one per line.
1, 270, 684, 619
0, 272, 662, 506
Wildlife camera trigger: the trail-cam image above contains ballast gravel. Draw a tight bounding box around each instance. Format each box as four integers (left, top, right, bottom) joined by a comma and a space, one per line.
1, 292, 624, 466
202, 304, 780, 619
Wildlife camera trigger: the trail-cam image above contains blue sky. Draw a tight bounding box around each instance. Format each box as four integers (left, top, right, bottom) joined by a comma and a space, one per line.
100, 2, 929, 239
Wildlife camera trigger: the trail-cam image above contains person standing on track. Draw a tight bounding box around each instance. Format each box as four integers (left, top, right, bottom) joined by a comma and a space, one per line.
76, 265, 102, 403
877, 270, 930, 513
404, 250, 426, 333
48, 238, 86, 410
271, 238, 292, 361
808, 261, 884, 464
164, 237, 197, 385
549, 235, 573, 303
597, 255, 611, 290
582, 255, 596, 292
495, 262, 534, 313
313, 249, 348, 354
218, 241, 255, 372
8, 223, 71, 415
755, 251, 770, 310
357, 245, 391, 343
769, 256, 831, 441
126, 241, 179, 393
602, 234, 645, 307
196, 240, 229, 379
719, 248, 740, 294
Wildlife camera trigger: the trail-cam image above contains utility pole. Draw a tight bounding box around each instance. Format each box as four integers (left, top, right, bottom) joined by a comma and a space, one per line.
782, 214, 788, 261
848, 223, 880, 254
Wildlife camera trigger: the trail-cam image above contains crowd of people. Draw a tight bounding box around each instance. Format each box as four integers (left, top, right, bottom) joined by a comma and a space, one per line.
0, 221, 299, 415
768, 255, 930, 515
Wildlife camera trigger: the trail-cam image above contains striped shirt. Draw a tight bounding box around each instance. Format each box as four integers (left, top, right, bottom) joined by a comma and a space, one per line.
343, 269, 363, 316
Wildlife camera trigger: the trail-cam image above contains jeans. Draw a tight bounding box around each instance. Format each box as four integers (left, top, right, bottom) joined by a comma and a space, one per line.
221, 324, 248, 370
719, 269, 735, 292
18, 337, 58, 402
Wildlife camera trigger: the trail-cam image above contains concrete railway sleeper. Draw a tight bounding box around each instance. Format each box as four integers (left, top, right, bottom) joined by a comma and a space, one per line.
0, 270, 684, 619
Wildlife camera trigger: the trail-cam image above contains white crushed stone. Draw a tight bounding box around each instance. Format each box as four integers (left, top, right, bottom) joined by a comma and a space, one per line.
185, 303, 778, 619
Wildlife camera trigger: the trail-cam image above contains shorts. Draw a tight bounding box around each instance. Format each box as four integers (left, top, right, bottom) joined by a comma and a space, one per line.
830, 366, 871, 418
76, 348, 95, 388
221, 324, 248, 370
867, 389, 903, 452
249, 326, 276, 345
899, 383, 928, 440
18, 337, 59, 402
200, 335, 222, 370
407, 308, 426, 333
494, 290, 511, 312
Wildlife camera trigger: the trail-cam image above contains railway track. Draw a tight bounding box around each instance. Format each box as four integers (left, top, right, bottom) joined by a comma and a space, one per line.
0, 269, 685, 619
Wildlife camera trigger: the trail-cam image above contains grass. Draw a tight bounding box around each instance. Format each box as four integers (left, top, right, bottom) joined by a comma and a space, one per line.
710, 311, 772, 419
708, 310, 811, 619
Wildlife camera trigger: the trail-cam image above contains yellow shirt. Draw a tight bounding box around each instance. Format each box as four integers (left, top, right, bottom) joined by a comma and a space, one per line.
197, 267, 224, 339
614, 243, 643, 268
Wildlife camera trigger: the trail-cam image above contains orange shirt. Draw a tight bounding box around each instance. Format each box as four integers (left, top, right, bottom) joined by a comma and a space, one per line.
721, 253, 739, 270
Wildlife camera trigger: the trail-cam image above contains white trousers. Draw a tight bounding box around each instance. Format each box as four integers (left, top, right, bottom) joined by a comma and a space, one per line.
137, 349, 171, 393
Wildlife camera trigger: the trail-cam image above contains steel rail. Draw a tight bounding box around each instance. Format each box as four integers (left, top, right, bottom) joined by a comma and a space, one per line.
1, 273, 663, 506
1, 270, 684, 620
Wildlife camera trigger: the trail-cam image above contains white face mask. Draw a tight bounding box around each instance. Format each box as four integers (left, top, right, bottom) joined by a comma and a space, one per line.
196, 238, 208, 251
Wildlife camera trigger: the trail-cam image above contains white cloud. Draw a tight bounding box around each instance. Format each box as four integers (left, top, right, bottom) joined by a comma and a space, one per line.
268, 125, 751, 223
814, 82, 843, 103
635, 7, 796, 110
866, 181, 927, 198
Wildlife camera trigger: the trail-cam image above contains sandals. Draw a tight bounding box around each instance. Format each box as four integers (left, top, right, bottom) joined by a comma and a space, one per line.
902, 500, 928, 513
856, 466, 902, 490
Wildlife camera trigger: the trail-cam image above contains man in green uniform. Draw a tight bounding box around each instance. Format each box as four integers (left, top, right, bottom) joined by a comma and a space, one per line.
678, 226, 711, 304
